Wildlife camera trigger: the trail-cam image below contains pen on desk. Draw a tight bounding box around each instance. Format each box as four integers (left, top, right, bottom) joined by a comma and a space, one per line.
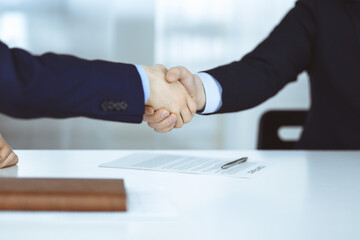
221, 157, 248, 170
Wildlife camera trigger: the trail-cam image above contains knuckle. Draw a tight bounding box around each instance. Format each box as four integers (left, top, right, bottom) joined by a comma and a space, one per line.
184, 118, 191, 123
13, 154, 19, 163
156, 64, 166, 71
175, 122, 183, 129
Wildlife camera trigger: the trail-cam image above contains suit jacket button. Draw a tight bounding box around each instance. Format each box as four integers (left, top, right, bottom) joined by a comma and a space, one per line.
101, 100, 127, 112
107, 101, 115, 111
119, 101, 128, 111
113, 101, 128, 111
101, 101, 108, 111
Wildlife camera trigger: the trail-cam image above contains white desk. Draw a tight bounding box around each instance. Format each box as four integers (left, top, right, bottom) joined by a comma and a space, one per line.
0, 150, 359, 240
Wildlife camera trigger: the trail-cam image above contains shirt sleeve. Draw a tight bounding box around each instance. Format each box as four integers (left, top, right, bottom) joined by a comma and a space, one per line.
135, 64, 150, 103
195, 72, 223, 114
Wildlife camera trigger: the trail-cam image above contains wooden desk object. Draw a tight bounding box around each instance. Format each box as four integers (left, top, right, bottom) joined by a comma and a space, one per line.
0, 178, 127, 211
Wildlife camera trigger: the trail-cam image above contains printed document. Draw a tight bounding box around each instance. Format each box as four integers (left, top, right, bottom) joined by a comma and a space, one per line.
100, 153, 266, 178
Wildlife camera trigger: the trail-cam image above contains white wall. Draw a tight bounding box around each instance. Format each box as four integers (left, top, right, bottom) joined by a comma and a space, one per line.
0, 0, 309, 150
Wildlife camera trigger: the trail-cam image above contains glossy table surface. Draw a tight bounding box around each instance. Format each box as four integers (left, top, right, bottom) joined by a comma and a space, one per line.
0, 150, 359, 240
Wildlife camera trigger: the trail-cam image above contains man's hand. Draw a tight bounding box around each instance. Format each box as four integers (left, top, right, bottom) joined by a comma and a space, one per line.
143, 66, 206, 133
143, 64, 197, 128
0, 134, 18, 169
143, 106, 178, 133
166, 66, 206, 111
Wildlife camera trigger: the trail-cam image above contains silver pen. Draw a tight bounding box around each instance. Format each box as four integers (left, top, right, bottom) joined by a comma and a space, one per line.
221, 157, 248, 170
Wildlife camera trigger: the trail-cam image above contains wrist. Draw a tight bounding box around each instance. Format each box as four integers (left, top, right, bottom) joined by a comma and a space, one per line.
142, 65, 152, 105
194, 75, 206, 111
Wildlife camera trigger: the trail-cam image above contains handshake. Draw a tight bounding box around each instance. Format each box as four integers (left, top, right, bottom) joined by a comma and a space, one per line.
142, 65, 206, 133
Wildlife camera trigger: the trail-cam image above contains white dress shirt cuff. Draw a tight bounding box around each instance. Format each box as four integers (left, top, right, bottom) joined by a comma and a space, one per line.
135, 64, 150, 103
196, 72, 223, 114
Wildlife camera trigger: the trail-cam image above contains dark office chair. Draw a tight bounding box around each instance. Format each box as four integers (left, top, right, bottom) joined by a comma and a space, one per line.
257, 110, 308, 150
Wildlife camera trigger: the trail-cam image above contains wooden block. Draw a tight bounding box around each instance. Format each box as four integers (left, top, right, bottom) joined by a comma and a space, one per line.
0, 178, 127, 211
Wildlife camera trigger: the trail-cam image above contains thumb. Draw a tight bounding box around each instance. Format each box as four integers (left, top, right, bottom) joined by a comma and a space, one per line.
144, 105, 155, 115
166, 66, 196, 97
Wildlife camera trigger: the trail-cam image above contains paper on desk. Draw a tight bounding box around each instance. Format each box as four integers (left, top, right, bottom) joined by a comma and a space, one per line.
100, 153, 267, 178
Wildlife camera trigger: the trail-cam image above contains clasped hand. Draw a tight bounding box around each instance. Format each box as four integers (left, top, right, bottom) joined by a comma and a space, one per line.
0, 134, 18, 169
143, 65, 205, 133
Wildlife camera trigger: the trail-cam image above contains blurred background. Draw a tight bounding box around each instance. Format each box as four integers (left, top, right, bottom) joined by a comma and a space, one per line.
0, 0, 309, 150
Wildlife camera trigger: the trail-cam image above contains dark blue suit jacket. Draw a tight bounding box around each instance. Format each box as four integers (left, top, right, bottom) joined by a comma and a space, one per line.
206, 0, 360, 149
0, 41, 145, 123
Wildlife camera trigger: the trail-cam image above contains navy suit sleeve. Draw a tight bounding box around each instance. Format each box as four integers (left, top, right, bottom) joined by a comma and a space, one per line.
0, 41, 145, 123
205, 0, 317, 113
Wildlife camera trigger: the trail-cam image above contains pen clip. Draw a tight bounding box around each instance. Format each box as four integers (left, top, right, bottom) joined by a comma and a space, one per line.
221, 157, 248, 170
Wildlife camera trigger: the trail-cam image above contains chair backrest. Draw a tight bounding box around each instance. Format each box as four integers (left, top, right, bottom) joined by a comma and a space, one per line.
257, 110, 308, 150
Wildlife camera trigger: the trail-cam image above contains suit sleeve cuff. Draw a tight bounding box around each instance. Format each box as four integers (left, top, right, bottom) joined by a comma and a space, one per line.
135, 64, 150, 103
196, 72, 223, 114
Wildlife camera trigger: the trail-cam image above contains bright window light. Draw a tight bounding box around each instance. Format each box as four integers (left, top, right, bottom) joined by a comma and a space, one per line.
0, 12, 28, 48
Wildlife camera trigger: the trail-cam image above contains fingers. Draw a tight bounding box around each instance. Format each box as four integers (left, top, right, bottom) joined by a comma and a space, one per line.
166, 67, 182, 83
143, 107, 170, 123
166, 66, 190, 83
187, 96, 197, 115
9, 152, 19, 167
144, 107, 178, 133
179, 96, 197, 126
180, 108, 192, 124
166, 66, 196, 97
0, 134, 12, 161
147, 112, 177, 129
0, 144, 12, 163
153, 64, 167, 73
144, 105, 154, 116
148, 113, 177, 133
0, 135, 19, 169
0, 152, 18, 169
178, 97, 196, 126
143, 96, 197, 132
142, 105, 183, 132
0, 134, 7, 148
154, 122, 176, 133
174, 113, 184, 129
